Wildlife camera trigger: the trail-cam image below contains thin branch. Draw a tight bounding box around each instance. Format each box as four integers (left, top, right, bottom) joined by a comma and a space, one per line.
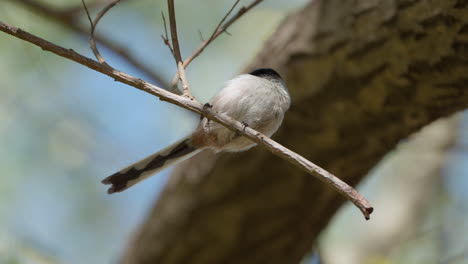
14, 0, 168, 87
81, 0, 121, 65
170, 0, 263, 90
161, 12, 175, 58
166, 0, 193, 97
198, 29, 205, 42
207, 0, 241, 44
185, 0, 241, 65
93, 0, 121, 26
166, 0, 183, 63
81, 0, 106, 64
176, 61, 192, 99
81, 0, 94, 27
0, 21, 373, 220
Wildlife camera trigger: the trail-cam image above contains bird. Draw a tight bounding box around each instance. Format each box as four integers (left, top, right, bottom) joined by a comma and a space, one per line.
102, 68, 291, 194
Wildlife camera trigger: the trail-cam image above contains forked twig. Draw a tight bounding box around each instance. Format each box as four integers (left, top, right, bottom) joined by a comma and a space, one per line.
183, 0, 242, 66
169, 0, 264, 90
81, 0, 121, 65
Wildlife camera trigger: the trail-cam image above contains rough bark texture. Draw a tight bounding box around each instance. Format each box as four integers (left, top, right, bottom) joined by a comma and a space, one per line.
122, 1, 468, 263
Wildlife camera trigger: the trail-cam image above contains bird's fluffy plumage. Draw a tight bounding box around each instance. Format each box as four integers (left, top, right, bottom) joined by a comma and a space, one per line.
102, 68, 290, 193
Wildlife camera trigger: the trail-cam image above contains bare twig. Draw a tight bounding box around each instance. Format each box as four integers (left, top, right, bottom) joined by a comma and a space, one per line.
184, 0, 241, 65
166, 0, 182, 63
198, 29, 205, 42
206, 0, 241, 43
169, 0, 263, 90
14, 0, 168, 87
176, 61, 192, 99
81, 0, 106, 64
81, 0, 121, 65
93, 0, 121, 26
0, 21, 374, 219
166, 0, 192, 97
81, 0, 94, 27
161, 12, 175, 58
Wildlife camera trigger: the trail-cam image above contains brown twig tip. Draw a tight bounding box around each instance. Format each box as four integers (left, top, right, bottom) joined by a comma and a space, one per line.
357, 196, 374, 220
359, 205, 374, 220
356, 199, 373, 220
364, 207, 374, 220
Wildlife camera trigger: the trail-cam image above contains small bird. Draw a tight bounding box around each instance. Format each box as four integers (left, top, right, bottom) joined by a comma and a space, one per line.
102, 68, 291, 193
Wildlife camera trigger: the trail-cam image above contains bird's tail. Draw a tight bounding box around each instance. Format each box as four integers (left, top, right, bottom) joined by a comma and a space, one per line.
102, 137, 200, 194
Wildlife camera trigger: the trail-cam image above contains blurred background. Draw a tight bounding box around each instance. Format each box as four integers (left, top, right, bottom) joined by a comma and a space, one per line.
0, 0, 467, 263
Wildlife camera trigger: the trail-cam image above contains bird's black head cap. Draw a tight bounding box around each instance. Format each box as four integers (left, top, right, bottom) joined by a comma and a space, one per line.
249, 68, 282, 80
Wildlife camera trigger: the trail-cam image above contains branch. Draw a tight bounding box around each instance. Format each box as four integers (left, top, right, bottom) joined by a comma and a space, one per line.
81, 0, 121, 65
166, 0, 192, 97
169, 0, 264, 90
160, 12, 175, 59
0, 21, 373, 220
186, 0, 263, 67
14, 0, 168, 87
166, 0, 183, 64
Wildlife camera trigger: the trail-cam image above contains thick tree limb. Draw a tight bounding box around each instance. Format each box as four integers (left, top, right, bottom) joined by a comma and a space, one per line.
122, 0, 468, 263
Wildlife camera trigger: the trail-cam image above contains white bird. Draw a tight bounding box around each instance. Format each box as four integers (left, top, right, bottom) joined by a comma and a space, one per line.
102, 68, 291, 194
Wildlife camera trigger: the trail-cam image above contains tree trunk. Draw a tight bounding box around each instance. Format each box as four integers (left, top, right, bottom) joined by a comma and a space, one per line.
121, 1, 468, 263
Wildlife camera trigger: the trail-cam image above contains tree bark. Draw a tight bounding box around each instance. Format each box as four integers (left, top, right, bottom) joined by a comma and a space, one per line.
122, 1, 468, 263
